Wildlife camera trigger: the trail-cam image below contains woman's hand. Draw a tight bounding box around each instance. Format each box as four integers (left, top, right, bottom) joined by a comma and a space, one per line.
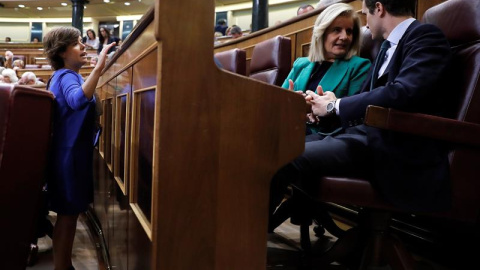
95, 42, 116, 71
305, 88, 337, 117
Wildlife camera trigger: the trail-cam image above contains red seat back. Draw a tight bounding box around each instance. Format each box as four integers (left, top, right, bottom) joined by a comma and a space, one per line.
249, 35, 292, 86
422, 0, 480, 222
0, 85, 54, 269
215, 48, 247, 76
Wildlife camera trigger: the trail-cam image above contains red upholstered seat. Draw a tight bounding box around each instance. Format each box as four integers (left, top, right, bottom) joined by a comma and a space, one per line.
0, 85, 54, 270
249, 35, 291, 86
215, 48, 247, 76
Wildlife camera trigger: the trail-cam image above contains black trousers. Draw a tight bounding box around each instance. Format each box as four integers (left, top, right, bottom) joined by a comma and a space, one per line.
268, 125, 373, 221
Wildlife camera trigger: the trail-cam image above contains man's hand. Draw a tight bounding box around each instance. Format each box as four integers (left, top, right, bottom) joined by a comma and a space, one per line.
305, 88, 337, 117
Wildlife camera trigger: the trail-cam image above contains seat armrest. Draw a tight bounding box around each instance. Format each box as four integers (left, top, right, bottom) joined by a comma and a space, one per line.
364, 105, 480, 147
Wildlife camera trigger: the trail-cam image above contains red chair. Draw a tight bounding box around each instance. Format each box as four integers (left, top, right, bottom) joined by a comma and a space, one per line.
249, 35, 291, 86
214, 48, 247, 76
0, 85, 54, 270
308, 0, 480, 268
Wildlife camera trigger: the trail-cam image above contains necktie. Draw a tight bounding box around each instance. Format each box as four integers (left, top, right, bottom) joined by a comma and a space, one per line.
370, 40, 391, 90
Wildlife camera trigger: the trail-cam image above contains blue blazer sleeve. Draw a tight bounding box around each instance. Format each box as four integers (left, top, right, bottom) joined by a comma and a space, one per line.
60, 72, 92, 111
339, 22, 452, 128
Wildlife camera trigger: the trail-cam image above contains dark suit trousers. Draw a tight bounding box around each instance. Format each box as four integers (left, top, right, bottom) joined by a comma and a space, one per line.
269, 125, 373, 219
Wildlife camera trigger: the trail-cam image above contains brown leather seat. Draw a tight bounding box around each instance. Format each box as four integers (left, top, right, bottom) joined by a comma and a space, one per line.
249, 35, 291, 86
359, 26, 381, 63
309, 0, 480, 268
0, 85, 54, 270
215, 48, 247, 76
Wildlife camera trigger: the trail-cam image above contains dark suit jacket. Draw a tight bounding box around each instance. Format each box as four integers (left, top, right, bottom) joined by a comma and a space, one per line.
339, 21, 453, 211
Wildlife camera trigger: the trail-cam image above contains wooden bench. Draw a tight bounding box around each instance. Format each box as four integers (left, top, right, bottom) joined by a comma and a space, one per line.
16, 66, 94, 82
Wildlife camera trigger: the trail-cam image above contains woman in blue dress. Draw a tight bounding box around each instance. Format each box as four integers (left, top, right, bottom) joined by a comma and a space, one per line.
43, 26, 115, 270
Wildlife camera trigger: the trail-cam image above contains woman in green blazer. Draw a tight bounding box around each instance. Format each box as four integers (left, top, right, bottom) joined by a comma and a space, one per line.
282, 3, 371, 135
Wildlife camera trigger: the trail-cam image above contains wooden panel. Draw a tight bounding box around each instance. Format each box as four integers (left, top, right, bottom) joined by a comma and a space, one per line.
110, 184, 129, 270
93, 2, 306, 270
114, 93, 130, 195
129, 87, 155, 239
102, 97, 114, 171
128, 212, 152, 270
153, 1, 305, 270
417, 0, 446, 21
17, 66, 94, 83
113, 68, 132, 195
132, 49, 157, 90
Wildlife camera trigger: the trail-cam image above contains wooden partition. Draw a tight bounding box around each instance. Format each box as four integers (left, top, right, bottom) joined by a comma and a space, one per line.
93, 0, 305, 269
16, 66, 94, 82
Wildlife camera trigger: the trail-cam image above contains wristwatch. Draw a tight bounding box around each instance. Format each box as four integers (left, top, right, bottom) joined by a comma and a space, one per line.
326, 99, 337, 115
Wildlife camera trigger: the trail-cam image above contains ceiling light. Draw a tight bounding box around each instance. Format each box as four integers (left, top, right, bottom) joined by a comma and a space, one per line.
37, 7, 43, 10
18, 4, 25, 8
61, 3, 68, 6
104, 0, 110, 3
125, 2, 131, 6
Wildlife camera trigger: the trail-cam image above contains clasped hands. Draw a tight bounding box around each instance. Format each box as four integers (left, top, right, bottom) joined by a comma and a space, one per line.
287, 79, 337, 124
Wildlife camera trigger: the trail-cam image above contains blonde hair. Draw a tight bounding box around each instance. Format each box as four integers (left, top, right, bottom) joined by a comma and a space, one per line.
2, 68, 18, 83
308, 3, 362, 62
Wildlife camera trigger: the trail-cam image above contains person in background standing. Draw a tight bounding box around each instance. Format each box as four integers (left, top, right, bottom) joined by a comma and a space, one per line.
83, 29, 99, 50
98, 27, 117, 55
214, 19, 228, 36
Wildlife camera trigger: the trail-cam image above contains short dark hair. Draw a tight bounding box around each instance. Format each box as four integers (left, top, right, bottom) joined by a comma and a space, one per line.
230, 26, 242, 35
364, 0, 415, 17
217, 19, 227, 25
43, 26, 81, 70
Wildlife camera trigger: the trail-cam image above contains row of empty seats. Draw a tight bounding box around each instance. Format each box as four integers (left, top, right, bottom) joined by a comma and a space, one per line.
214, 35, 292, 86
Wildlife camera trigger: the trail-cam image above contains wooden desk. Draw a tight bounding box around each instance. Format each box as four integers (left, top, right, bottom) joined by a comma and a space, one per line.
17, 66, 94, 82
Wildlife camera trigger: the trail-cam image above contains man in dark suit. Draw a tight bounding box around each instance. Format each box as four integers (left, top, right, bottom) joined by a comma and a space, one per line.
269, 0, 452, 226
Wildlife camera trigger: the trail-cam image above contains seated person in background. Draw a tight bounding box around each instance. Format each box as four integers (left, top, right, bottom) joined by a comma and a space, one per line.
269, 0, 453, 233
5, 37, 11, 42
18, 71, 45, 86
90, 57, 98, 67
214, 19, 228, 36
2, 68, 19, 84
83, 29, 99, 50
0, 75, 4, 83
297, 4, 314, 16
283, 3, 370, 135
317, 0, 339, 9
229, 26, 243, 39
12, 59, 25, 70
32, 37, 40, 43
98, 27, 117, 55
5, 50, 14, 68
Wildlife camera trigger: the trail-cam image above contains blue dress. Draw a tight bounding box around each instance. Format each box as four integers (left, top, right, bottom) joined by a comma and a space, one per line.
48, 69, 96, 215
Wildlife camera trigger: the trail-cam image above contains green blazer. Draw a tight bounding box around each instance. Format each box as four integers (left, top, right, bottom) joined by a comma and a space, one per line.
281, 56, 371, 97
282, 56, 371, 135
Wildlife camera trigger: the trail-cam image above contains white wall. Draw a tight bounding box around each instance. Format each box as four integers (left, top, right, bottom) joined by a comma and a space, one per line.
217, 0, 318, 31
0, 22, 30, 42
0, 15, 140, 43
